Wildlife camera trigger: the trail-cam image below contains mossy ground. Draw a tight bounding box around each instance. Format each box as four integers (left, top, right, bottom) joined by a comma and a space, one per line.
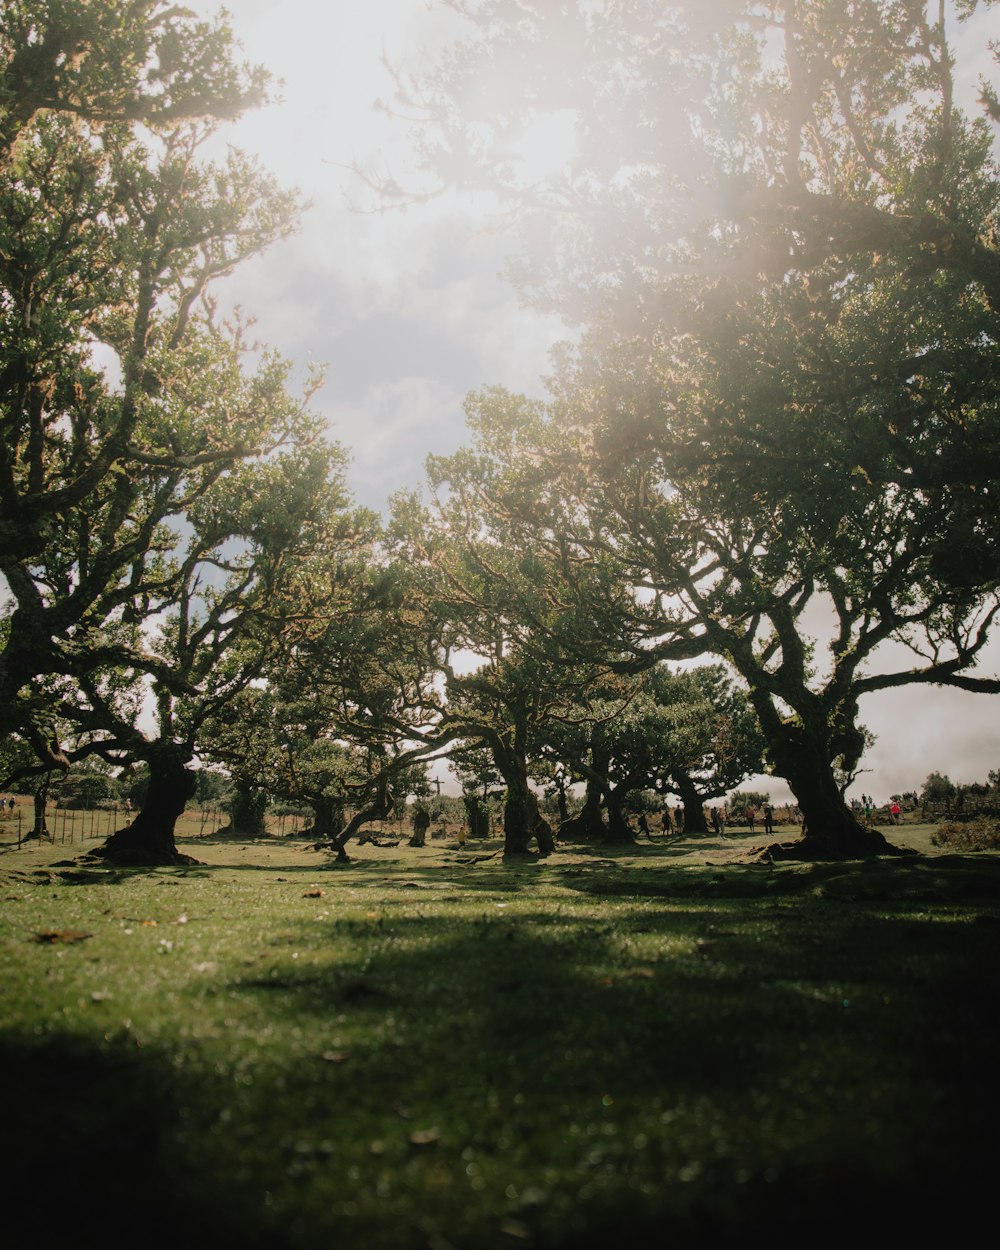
2, 812, 997, 1249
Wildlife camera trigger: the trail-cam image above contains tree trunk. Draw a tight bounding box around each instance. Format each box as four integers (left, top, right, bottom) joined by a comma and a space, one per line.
462, 794, 489, 839
333, 781, 394, 860
559, 777, 606, 841
675, 777, 708, 834
488, 721, 554, 856
771, 730, 899, 857
497, 757, 553, 856
93, 745, 197, 865
604, 786, 636, 844
227, 779, 267, 837
30, 776, 52, 841
308, 795, 344, 840
409, 807, 430, 847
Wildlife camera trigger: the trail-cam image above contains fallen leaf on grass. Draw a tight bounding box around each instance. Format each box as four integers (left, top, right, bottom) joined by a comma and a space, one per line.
320, 1050, 350, 1064
408, 1128, 441, 1146
303, 889, 325, 898
35, 930, 92, 944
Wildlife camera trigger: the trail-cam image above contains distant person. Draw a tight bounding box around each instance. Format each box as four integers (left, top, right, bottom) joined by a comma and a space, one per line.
889, 800, 901, 825
637, 812, 649, 837
763, 803, 774, 836
711, 806, 723, 836
745, 805, 756, 834
660, 809, 673, 836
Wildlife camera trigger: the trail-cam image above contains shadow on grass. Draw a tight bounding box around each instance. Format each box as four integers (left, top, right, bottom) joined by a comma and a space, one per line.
0, 1033, 283, 1249
6, 854, 998, 1249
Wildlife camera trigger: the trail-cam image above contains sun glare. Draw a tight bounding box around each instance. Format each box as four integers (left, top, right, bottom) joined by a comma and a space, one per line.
507, 109, 579, 184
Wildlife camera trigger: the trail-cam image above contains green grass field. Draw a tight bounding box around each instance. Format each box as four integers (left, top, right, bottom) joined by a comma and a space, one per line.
2, 813, 997, 1249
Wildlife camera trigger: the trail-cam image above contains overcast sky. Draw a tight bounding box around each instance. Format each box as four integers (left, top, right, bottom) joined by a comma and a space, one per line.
208, 1, 998, 803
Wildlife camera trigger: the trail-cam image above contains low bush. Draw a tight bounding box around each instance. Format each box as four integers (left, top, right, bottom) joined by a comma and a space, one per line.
932, 816, 1000, 851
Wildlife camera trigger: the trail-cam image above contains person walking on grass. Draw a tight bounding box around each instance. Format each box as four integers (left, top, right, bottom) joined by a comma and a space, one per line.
763, 803, 774, 836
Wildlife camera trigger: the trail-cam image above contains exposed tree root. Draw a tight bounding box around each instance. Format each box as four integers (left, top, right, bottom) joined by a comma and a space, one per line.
749, 835, 918, 863
85, 844, 201, 868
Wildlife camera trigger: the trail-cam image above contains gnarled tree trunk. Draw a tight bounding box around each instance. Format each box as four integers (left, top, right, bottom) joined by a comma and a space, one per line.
603, 786, 636, 844
94, 745, 197, 865
308, 795, 345, 841
333, 779, 394, 860
675, 776, 708, 834
769, 725, 898, 857
559, 777, 606, 841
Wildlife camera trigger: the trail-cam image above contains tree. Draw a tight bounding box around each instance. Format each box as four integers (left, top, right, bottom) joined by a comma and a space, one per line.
921, 771, 957, 806
0, 2, 379, 864
376, 1, 1000, 856
0, 0, 294, 757
73, 433, 358, 864
0, 0, 267, 167
541, 663, 765, 840
52, 759, 118, 809
378, 2, 1000, 329
382, 425, 639, 857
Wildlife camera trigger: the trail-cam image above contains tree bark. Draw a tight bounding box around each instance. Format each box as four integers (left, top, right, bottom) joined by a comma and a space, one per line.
308, 795, 344, 841
493, 747, 553, 856
769, 726, 900, 857
30, 778, 52, 841
559, 777, 606, 841
486, 720, 554, 856
93, 745, 197, 865
604, 786, 636, 844
332, 781, 394, 860
462, 794, 489, 839
675, 777, 708, 834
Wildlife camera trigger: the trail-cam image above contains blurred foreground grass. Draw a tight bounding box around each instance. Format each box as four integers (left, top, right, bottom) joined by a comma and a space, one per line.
2, 820, 997, 1249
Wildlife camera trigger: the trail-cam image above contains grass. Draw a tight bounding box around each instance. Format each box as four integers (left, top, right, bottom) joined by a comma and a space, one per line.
2, 812, 998, 1249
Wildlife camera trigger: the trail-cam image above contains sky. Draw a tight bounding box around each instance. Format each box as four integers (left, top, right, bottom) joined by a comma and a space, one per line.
200, 1, 998, 804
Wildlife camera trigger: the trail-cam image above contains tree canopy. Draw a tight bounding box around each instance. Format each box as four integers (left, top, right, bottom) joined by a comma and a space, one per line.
3, 0, 999, 861
366, 0, 1000, 854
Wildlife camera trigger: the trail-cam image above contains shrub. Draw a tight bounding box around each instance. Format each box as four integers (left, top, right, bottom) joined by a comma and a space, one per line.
931, 817, 1000, 851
